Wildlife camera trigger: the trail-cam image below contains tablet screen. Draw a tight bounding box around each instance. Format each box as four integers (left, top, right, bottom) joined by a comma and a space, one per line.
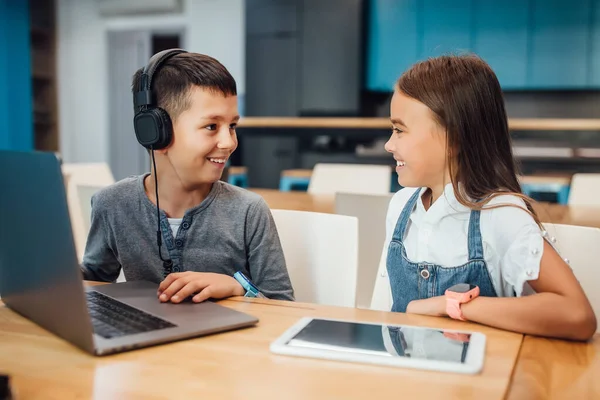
286, 319, 472, 364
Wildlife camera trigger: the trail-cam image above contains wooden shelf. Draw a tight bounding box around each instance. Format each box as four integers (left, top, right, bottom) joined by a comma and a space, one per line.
29, 0, 58, 152
32, 69, 53, 81
30, 26, 51, 38
30, 26, 52, 47
510, 119, 600, 131
238, 117, 390, 129
238, 117, 600, 131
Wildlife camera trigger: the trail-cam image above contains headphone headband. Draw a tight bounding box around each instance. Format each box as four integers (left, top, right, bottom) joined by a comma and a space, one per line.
134, 48, 187, 111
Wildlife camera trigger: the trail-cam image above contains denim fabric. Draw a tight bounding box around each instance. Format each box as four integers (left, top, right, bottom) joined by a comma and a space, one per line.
387, 189, 497, 313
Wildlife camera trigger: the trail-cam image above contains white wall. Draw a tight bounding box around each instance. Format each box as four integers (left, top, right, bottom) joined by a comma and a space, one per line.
57, 0, 245, 163
187, 0, 245, 96
58, 0, 107, 163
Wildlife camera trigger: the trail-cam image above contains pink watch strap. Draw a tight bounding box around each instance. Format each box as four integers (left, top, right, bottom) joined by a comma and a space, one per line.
446, 298, 467, 321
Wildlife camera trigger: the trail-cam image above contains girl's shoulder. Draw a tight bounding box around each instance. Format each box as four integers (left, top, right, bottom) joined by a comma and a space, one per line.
479, 193, 546, 297
482, 193, 535, 224
485, 192, 528, 207
387, 187, 421, 216
480, 192, 543, 256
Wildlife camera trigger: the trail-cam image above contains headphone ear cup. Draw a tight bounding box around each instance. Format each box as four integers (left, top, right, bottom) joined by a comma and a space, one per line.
153, 108, 173, 150
133, 107, 173, 150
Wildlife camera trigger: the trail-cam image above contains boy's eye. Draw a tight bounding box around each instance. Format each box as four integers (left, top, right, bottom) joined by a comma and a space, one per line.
205, 124, 217, 131
392, 126, 404, 134
229, 123, 237, 130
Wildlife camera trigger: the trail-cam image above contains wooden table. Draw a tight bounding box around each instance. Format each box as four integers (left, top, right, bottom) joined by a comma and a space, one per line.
0, 294, 523, 399
535, 203, 600, 229
252, 188, 336, 214
250, 188, 600, 229
238, 117, 600, 131
507, 334, 600, 399
1, 290, 599, 399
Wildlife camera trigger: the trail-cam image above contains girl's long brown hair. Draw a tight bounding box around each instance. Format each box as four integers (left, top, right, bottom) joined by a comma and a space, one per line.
397, 54, 541, 225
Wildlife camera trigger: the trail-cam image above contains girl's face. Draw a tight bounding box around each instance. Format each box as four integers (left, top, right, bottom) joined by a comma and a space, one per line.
385, 90, 450, 190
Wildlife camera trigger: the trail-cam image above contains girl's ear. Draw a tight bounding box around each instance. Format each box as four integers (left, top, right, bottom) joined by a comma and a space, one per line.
447, 143, 460, 180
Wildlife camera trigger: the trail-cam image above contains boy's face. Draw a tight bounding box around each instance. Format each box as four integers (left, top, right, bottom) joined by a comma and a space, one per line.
163, 86, 239, 188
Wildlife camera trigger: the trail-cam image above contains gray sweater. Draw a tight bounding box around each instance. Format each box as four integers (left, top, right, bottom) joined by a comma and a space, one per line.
81, 175, 294, 301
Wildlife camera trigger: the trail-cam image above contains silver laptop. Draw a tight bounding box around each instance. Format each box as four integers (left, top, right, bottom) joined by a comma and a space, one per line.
0, 150, 258, 356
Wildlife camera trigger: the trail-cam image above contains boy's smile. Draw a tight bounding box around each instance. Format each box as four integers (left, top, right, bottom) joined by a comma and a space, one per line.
206, 156, 228, 167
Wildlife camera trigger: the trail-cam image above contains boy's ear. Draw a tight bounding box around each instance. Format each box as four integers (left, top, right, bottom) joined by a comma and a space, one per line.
155, 146, 170, 155
146, 146, 170, 156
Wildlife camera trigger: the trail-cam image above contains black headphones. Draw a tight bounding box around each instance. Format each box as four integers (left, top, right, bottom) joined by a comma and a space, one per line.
133, 48, 188, 150
133, 48, 189, 278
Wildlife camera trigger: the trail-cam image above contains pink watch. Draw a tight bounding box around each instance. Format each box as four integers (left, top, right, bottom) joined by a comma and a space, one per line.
445, 283, 480, 321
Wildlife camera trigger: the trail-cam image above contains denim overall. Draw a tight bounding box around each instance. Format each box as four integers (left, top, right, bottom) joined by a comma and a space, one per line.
387, 189, 498, 313
387, 326, 408, 356
385, 326, 468, 362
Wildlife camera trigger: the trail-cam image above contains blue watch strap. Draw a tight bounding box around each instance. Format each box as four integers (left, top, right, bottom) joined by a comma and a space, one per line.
233, 271, 265, 298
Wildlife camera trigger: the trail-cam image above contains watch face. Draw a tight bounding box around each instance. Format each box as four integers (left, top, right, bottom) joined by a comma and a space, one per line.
448, 283, 477, 293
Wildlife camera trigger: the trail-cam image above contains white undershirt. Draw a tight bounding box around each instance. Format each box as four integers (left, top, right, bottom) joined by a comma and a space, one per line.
167, 217, 183, 238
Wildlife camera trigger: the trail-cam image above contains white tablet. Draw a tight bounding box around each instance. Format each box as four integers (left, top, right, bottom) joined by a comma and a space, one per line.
270, 317, 486, 374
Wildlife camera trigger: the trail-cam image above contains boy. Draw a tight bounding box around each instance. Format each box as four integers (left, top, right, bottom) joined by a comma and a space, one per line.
81, 50, 294, 302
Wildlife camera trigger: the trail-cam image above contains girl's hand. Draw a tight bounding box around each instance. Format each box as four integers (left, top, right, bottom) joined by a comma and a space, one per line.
406, 296, 448, 317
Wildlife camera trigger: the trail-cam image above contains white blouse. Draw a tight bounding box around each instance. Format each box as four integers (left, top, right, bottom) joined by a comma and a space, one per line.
371, 184, 556, 311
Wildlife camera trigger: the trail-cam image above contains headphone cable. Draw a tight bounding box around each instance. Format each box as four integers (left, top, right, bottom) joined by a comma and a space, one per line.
150, 148, 173, 277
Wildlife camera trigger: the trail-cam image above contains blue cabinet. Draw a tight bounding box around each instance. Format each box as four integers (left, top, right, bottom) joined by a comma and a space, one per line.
591, 0, 600, 87
472, 0, 529, 89
0, 0, 32, 151
366, 0, 421, 91
366, 0, 600, 91
421, 0, 472, 58
528, 0, 592, 89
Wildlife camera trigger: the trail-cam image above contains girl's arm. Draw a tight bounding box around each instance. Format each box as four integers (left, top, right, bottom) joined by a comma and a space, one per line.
407, 240, 597, 341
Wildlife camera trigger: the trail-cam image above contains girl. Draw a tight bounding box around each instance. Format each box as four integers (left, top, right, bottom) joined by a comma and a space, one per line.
373, 54, 596, 341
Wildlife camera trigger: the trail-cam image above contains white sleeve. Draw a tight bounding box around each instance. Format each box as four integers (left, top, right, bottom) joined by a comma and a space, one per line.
486, 196, 544, 297
500, 222, 544, 296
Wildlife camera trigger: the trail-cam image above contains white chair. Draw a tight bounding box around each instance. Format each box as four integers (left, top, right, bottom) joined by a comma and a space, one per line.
60, 163, 125, 282
61, 163, 114, 263
61, 162, 115, 187
370, 249, 392, 311
568, 173, 600, 206
335, 192, 393, 308
308, 163, 392, 195
270, 209, 358, 307
76, 184, 106, 239
543, 223, 600, 330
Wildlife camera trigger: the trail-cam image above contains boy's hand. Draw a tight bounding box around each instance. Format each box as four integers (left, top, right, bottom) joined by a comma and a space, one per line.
157, 272, 245, 303
406, 296, 448, 317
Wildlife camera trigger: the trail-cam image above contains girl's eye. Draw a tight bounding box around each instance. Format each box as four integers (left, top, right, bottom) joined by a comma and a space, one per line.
206, 124, 217, 131
392, 127, 404, 135
229, 124, 237, 130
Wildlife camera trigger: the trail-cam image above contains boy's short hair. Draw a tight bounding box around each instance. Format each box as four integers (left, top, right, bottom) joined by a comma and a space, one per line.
131, 52, 237, 122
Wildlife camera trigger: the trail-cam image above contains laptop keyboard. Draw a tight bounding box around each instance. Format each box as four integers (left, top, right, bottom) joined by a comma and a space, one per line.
86, 291, 177, 339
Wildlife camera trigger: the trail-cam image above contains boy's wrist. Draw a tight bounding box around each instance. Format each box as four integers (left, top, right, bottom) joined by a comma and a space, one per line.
233, 271, 265, 298
232, 280, 245, 296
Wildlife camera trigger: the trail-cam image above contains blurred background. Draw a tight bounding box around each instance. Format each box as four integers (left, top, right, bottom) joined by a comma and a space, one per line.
1, 0, 599, 192
2, 0, 600, 313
